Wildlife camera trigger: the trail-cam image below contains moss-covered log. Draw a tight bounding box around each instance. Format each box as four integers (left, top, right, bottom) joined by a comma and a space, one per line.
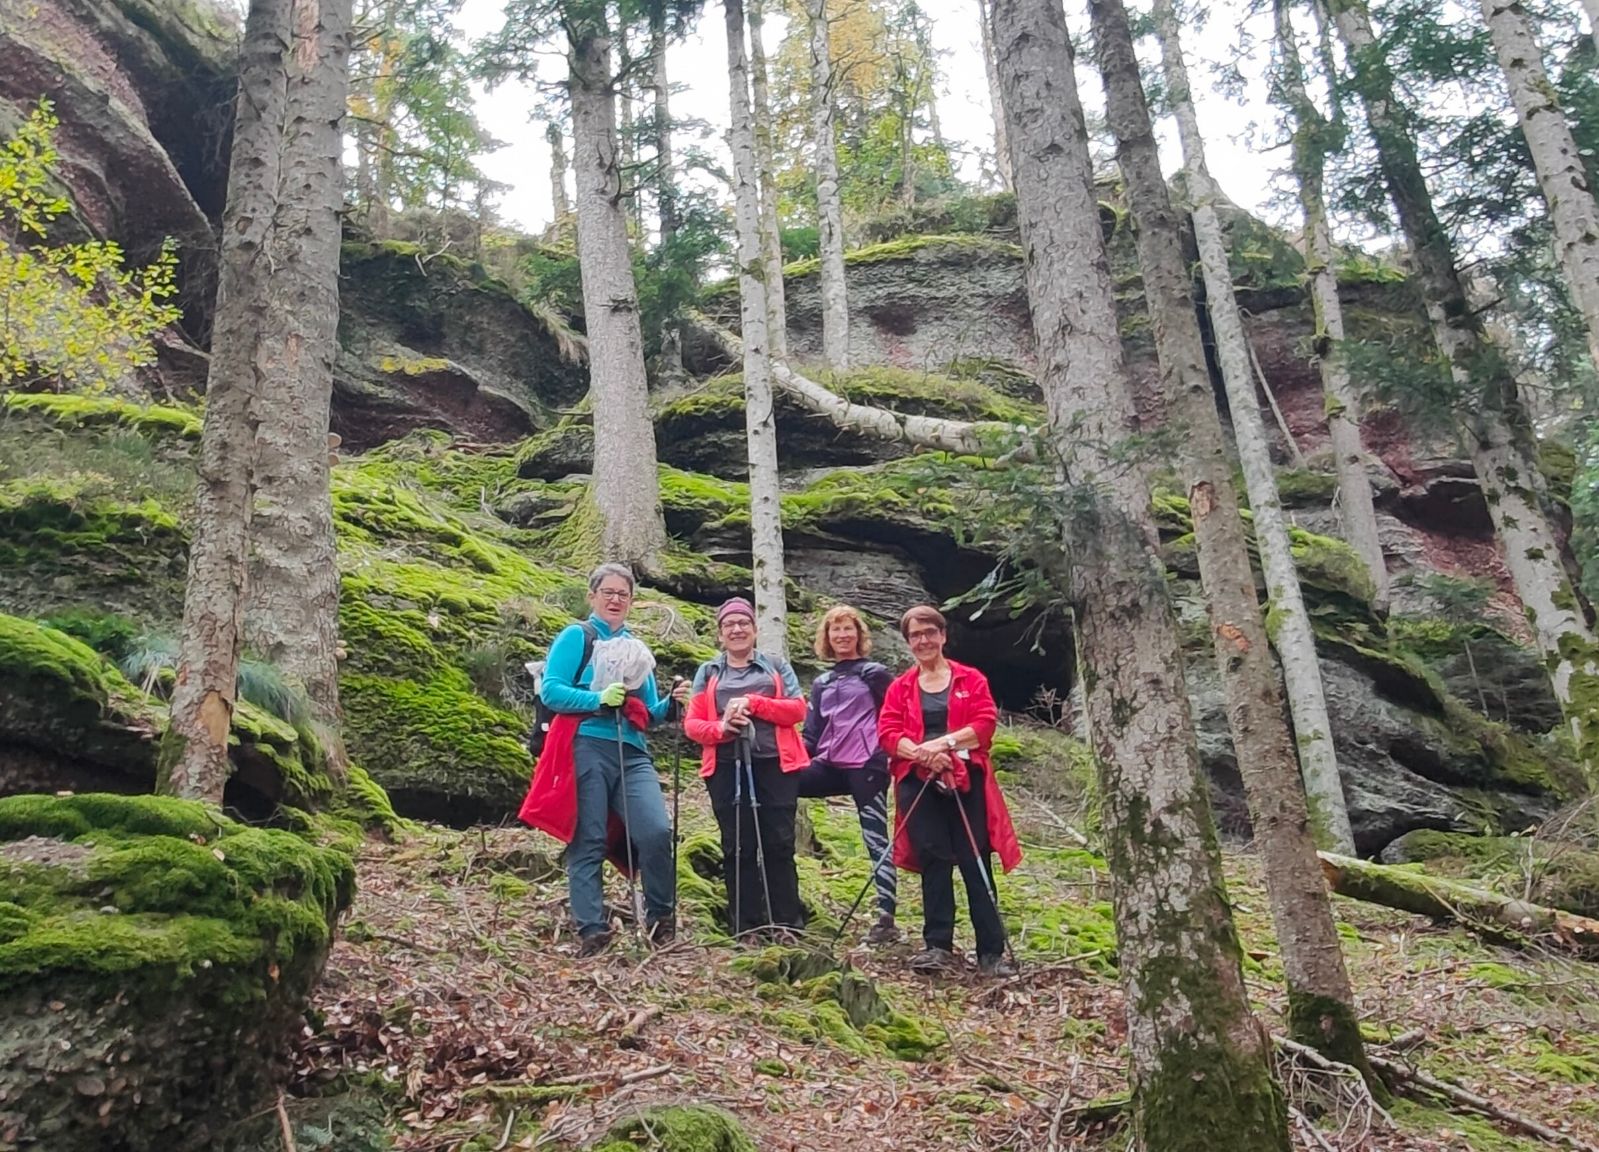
592, 1104, 756, 1152
1318, 851, 1599, 955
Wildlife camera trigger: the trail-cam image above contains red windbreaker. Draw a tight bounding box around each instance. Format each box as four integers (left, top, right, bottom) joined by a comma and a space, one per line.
518, 697, 651, 874
877, 660, 1022, 875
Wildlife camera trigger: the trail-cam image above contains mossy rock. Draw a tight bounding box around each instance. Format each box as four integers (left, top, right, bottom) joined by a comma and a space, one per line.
0, 793, 354, 1152
0, 612, 353, 818
592, 1104, 756, 1152
1382, 830, 1599, 919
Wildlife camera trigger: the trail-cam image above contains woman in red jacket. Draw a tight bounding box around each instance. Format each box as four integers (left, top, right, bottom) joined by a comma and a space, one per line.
879, 605, 1021, 976
683, 597, 810, 937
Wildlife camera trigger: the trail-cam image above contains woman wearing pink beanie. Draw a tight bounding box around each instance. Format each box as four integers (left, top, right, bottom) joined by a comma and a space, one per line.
682, 597, 810, 938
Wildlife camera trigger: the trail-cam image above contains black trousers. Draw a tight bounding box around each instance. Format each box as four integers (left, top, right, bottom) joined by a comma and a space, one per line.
898, 767, 1006, 959
798, 759, 896, 916
707, 753, 803, 934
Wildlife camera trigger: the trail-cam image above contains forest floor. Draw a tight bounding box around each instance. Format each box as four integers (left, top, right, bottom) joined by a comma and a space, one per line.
271, 765, 1599, 1152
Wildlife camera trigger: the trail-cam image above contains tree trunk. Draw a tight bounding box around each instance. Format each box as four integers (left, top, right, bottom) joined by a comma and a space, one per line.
977, 0, 1013, 191
989, 0, 1288, 1147
1330, 0, 1599, 759
1482, 0, 1599, 374
547, 119, 571, 219
242, 0, 352, 774
619, 65, 640, 238
568, 8, 667, 572
651, 9, 685, 387
162, 0, 323, 801
726, 0, 788, 658
1152, 0, 1355, 853
1582, 0, 1599, 57
1318, 852, 1599, 955
807, 0, 850, 372
749, 0, 788, 361
690, 312, 1034, 458
1273, 0, 1388, 611
1090, 0, 1375, 1085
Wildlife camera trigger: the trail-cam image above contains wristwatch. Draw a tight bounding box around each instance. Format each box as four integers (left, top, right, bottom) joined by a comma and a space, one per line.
944, 734, 958, 751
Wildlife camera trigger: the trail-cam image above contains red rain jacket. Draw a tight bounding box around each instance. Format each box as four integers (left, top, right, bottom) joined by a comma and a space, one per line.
878, 660, 1022, 875
518, 697, 651, 875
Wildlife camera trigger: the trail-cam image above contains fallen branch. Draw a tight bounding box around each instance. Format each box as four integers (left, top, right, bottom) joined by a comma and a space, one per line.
1289, 1104, 1337, 1152
1045, 1054, 1080, 1152
276, 1092, 297, 1152
1318, 851, 1599, 956
1369, 1053, 1599, 1152
616, 1064, 673, 1086
619, 1005, 662, 1045
686, 312, 1037, 462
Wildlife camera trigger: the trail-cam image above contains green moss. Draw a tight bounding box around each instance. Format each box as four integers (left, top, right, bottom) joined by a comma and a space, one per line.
0, 794, 352, 992
1, 392, 201, 440
1286, 991, 1388, 1103
1385, 830, 1599, 918
1389, 1100, 1543, 1151
592, 1104, 756, 1152
1274, 469, 1340, 508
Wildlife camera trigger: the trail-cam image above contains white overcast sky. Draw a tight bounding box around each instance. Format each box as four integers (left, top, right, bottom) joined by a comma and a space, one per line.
455, 0, 1289, 236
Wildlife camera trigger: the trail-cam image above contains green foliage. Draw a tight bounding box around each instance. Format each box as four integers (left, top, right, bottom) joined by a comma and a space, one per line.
0, 101, 182, 392
592, 1105, 756, 1152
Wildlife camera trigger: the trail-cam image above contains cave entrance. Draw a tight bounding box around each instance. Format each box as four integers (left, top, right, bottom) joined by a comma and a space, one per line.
940, 608, 1075, 717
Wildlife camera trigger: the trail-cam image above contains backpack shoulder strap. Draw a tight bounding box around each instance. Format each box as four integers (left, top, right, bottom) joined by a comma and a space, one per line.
576, 622, 598, 678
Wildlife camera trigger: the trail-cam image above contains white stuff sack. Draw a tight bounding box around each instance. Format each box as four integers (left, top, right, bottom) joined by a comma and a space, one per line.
589, 635, 656, 692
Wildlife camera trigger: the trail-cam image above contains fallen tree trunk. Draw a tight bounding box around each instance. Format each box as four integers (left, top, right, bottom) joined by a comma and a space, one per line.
1318, 851, 1599, 956
686, 311, 1037, 462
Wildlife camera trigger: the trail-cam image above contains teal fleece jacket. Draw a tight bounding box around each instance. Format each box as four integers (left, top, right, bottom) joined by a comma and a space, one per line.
539, 614, 670, 750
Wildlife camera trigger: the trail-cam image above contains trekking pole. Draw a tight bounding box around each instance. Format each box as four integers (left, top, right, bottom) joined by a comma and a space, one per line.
615, 713, 644, 938
741, 731, 775, 933
829, 771, 936, 950
731, 727, 744, 938
669, 678, 684, 931
952, 777, 1018, 966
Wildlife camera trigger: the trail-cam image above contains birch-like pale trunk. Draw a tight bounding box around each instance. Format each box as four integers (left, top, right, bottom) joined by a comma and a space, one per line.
569, 9, 667, 572
164, 0, 351, 801
1153, 0, 1355, 853
977, 0, 1013, 191
243, 0, 352, 774
749, 0, 788, 361
652, 9, 686, 387
690, 312, 1036, 458
547, 120, 571, 218
1482, 0, 1599, 373
989, 0, 1287, 1145
1331, 0, 1599, 757
1273, 0, 1388, 611
1581, 0, 1599, 57
1091, 0, 1376, 1083
807, 0, 850, 371
727, 0, 789, 658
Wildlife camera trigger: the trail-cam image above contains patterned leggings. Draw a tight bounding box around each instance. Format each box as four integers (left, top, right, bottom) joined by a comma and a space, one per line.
798, 760, 897, 916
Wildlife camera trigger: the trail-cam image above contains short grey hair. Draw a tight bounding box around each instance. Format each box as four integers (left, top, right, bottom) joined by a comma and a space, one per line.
587, 562, 636, 593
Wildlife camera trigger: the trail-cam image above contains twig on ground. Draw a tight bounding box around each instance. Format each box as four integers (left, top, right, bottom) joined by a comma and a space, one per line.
617, 1063, 673, 1086
1045, 1054, 1080, 1152
1289, 1104, 1337, 1152
276, 1092, 297, 1152
1369, 1053, 1599, 1152
491, 1108, 517, 1152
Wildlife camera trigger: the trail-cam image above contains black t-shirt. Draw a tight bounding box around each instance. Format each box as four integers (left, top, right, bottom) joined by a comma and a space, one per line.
920, 686, 951, 742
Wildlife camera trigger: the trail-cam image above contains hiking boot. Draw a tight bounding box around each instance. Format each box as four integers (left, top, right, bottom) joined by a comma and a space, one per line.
646, 918, 676, 948
909, 946, 957, 974
865, 914, 901, 946
577, 929, 614, 958
978, 953, 1019, 978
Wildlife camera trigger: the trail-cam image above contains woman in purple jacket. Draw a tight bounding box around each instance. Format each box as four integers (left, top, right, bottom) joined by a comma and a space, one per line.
798, 605, 899, 944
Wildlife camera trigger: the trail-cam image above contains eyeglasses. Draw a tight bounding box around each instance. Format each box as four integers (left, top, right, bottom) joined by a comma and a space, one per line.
906, 628, 942, 642
720, 618, 753, 630
595, 588, 632, 602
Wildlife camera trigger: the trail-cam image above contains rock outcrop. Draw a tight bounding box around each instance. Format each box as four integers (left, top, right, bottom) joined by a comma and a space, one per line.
0, 793, 353, 1152
334, 242, 590, 450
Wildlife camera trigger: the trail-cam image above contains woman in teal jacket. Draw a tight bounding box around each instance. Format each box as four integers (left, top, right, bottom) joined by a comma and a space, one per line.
541, 562, 688, 956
